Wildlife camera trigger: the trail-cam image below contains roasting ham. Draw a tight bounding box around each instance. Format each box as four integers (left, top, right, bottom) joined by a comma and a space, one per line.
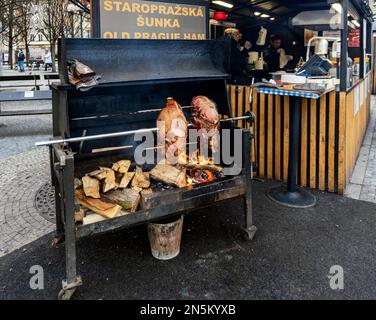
191, 96, 220, 152
157, 97, 188, 164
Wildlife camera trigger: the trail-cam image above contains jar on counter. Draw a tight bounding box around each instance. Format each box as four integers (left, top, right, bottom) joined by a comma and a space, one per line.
353, 57, 360, 76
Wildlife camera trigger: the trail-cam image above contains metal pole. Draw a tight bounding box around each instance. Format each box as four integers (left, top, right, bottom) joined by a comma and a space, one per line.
91, 0, 101, 38
0, 22, 2, 73
286, 97, 301, 193
35, 115, 254, 147
366, 21, 372, 55
340, 0, 349, 92
360, 18, 366, 79
35, 127, 158, 147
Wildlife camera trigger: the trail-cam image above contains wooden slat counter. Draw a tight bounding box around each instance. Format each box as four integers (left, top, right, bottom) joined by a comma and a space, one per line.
229, 71, 373, 194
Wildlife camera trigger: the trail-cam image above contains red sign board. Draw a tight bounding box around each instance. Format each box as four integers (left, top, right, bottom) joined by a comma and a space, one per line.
213, 11, 228, 21
348, 28, 360, 47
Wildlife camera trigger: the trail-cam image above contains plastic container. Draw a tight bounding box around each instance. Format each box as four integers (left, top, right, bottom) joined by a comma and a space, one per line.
147, 215, 184, 260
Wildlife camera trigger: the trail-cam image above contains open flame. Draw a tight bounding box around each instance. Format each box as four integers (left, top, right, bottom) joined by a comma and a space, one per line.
179, 151, 218, 188
178, 151, 214, 167
192, 154, 214, 167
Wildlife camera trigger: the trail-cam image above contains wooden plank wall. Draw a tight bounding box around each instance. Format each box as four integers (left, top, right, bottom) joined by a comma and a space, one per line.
228, 74, 372, 194
342, 74, 373, 189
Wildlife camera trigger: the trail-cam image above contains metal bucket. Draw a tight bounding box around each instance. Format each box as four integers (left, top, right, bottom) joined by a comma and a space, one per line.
147, 215, 184, 260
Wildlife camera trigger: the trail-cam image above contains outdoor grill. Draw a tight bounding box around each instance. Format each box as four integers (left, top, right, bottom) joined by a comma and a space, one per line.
41, 38, 257, 299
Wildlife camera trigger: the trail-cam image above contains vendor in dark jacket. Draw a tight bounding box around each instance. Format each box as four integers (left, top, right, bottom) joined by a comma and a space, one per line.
228, 30, 252, 85
265, 34, 283, 73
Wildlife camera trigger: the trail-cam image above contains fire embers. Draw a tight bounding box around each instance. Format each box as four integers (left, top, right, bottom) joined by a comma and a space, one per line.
189, 170, 216, 185
179, 152, 224, 188
191, 96, 220, 152
157, 97, 188, 164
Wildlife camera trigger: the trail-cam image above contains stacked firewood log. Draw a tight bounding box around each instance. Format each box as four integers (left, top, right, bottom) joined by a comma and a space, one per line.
74, 159, 194, 225
75, 160, 153, 225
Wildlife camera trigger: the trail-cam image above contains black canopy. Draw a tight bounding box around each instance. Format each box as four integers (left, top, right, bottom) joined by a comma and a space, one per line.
211, 0, 374, 24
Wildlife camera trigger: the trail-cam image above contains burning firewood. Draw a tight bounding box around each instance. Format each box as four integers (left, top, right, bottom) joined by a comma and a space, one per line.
82, 175, 100, 199
183, 163, 223, 174
189, 169, 216, 184
131, 166, 151, 189
183, 163, 223, 176
112, 160, 131, 173
105, 189, 141, 212
178, 152, 223, 174
75, 189, 121, 218
150, 164, 187, 188
119, 172, 135, 189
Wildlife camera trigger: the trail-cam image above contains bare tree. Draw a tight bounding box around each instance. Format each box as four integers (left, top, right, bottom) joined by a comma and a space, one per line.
1, 0, 22, 68
14, 0, 34, 65
37, 0, 70, 72
0, 0, 35, 69
1, 0, 87, 70
0, 2, 9, 33
0, 2, 8, 68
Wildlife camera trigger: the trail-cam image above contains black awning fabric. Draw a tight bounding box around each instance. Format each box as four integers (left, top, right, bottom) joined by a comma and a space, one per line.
210, 0, 373, 24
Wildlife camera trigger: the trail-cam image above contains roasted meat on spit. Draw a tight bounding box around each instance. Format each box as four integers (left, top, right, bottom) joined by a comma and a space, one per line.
191, 96, 220, 152
157, 97, 188, 164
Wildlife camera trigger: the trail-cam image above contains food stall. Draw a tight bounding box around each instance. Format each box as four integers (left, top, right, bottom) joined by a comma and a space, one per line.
212, 0, 374, 196
40, 0, 373, 298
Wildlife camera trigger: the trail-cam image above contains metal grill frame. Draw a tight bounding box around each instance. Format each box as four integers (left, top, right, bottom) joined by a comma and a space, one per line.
49, 38, 256, 300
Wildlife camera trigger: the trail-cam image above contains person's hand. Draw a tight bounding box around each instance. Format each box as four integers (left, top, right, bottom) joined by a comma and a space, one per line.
244, 41, 252, 50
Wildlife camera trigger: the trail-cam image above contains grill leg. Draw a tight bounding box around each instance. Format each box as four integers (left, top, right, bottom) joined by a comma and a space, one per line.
242, 129, 257, 240
58, 156, 82, 300
243, 192, 257, 241
50, 147, 64, 239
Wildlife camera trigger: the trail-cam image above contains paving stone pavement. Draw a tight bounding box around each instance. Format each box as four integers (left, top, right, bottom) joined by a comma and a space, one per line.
0, 99, 54, 257
0, 148, 54, 257
0, 103, 51, 159
345, 96, 376, 203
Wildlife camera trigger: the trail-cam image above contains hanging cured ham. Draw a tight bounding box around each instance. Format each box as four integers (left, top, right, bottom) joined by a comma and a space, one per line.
157, 97, 188, 164
191, 96, 220, 152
